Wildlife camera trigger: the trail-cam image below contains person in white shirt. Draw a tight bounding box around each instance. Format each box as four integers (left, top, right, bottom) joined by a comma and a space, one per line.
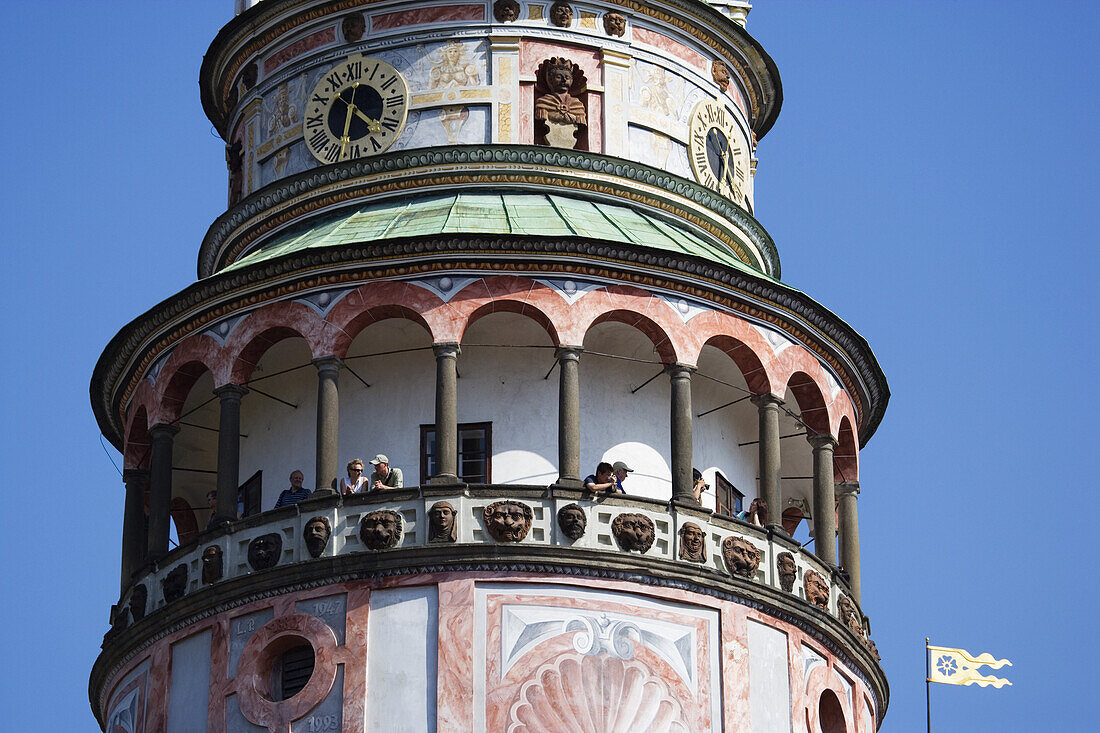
340, 458, 369, 495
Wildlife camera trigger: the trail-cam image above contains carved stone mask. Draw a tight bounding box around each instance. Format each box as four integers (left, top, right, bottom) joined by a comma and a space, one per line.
303, 517, 332, 558
678, 522, 706, 562
342, 13, 366, 43
557, 503, 587, 541
162, 564, 188, 603
483, 501, 533, 542
804, 569, 829, 609
722, 536, 760, 579
129, 584, 147, 622
428, 502, 458, 543
838, 595, 863, 636
493, 0, 520, 22
711, 60, 731, 92
611, 513, 655, 553
549, 2, 573, 27
776, 551, 797, 592
248, 533, 282, 571
360, 510, 403, 550
603, 12, 626, 37
201, 545, 223, 584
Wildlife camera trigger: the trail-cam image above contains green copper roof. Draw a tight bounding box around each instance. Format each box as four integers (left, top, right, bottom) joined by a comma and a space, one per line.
224, 193, 769, 278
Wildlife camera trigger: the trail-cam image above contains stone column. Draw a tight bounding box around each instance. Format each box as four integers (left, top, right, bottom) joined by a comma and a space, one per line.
214, 384, 248, 523
555, 346, 583, 488
837, 481, 863, 603
313, 357, 342, 494
120, 468, 148, 592
751, 394, 783, 532
809, 434, 838, 565
432, 343, 461, 484
669, 364, 696, 503
147, 423, 179, 561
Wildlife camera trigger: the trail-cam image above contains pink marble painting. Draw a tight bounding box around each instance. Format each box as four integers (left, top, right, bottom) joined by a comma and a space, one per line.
371, 5, 484, 32
264, 28, 336, 75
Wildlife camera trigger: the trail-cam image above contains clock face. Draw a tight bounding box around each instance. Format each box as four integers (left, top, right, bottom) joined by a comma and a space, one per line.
303, 54, 409, 163
688, 100, 747, 203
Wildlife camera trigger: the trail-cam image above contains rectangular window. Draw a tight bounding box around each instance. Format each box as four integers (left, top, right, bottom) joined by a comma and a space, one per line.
420, 422, 492, 484
240, 470, 262, 518
714, 471, 743, 516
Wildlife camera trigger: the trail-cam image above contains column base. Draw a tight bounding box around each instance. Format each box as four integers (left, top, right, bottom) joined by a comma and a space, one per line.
552, 477, 585, 490
429, 474, 464, 486
668, 497, 709, 513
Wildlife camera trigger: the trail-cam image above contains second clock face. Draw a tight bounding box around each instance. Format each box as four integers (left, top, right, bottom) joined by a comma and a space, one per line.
688, 100, 747, 204
303, 54, 409, 163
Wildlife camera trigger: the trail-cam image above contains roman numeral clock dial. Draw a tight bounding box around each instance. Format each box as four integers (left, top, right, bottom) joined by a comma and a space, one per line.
688, 99, 747, 204
303, 54, 409, 163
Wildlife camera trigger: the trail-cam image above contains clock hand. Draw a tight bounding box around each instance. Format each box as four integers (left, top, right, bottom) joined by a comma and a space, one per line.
339, 98, 354, 157
352, 106, 383, 133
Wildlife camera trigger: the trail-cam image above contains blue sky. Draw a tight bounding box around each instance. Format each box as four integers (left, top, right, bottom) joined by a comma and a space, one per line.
0, 1, 1095, 729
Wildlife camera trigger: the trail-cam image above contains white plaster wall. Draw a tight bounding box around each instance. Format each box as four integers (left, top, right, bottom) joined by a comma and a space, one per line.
340, 318, 435, 487
238, 338, 317, 505
366, 586, 439, 732
174, 370, 218, 526
459, 313, 557, 484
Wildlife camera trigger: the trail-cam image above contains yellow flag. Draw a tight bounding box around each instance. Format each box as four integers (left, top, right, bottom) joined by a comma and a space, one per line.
928, 644, 1012, 688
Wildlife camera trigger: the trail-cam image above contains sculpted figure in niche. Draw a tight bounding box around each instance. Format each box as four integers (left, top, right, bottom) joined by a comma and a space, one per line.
678, 522, 706, 562
557, 503, 587, 541
484, 501, 533, 542
722, 536, 761, 578
240, 62, 258, 91
342, 12, 366, 43
201, 545, 223, 585
549, 2, 573, 27
611, 513, 655, 553
776, 551, 797, 592
711, 60, 731, 92
360, 509, 403, 550
303, 516, 332, 558
493, 0, 520, 23
603, 12, 626, 37
248, 533, 282, 571
129, 584, 147, 622
804, 569, 830, 610
162, 564, 188, 603
226, 140, 244, 207
428, 501, 458, 543
535, 57, 587, 149
838, 595, 864, 637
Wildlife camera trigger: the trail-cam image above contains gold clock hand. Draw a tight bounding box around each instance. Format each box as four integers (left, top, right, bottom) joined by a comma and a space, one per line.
352, 107, 383, 133
339, 97, 354, 157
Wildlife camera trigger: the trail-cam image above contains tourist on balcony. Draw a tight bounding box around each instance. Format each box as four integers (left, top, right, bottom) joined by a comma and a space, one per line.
340, 458, 369, 495
204, 490, 219, 529
692, 468, 709, 502
612, 461, 633, 493
368, 454, 403, 490
584, 462, 621, 494
274, 470, 312, 508
737, 497, 768, 527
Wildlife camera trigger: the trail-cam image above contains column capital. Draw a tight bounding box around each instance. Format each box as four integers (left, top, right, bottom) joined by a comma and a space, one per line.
807, 433, 838, 450
213, 383, 249, 400
750, 393, 784, 408
149, 423, 180, 438
312, 356, 343, 374
666, 362, 696, 379
432, 342, 461, 359
554, 345, 583, 361
837, 481, 861, 497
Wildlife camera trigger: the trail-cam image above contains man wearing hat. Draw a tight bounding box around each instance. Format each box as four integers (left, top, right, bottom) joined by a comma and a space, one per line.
368, 454, 403, 491
612, 461, 633, 493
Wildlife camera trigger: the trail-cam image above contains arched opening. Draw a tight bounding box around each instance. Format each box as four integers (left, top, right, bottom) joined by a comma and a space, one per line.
341, 316, 434, 487
160, 363, 218, 547
693, 341, 759, 515
818, 688, 847, 733
238, 334, 315, 508
460, 310, 557, 485
581, 314, 674, 499
779, 372, 829, 546
835, 416, 858, 484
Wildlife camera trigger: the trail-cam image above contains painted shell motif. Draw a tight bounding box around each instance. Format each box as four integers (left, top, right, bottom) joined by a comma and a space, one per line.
507, 652, 690, 732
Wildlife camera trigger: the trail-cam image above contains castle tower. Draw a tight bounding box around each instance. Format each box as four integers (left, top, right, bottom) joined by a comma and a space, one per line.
90, 1, 888, 730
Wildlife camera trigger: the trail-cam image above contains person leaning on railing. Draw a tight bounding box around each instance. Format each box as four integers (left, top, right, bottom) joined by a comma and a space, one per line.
368, 454, 403, 490
274, 470, 312, 508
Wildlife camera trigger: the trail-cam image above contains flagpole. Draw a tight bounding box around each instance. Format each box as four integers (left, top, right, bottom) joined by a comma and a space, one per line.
926, 637, 932, 733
